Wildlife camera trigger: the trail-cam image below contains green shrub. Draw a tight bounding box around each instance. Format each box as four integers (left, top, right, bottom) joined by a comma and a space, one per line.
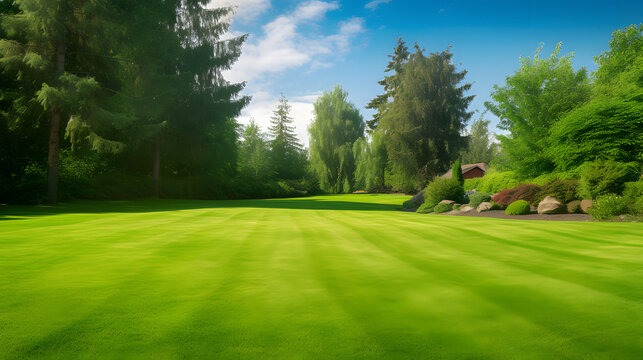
580, 160, 639, 199
490, 201, 504, 210
463, 177, 482, 191
567, 200, 582, 214
402, 199, 420, 209
433, 202, 453, 213
588, 194, 627, 220
622, 179, 643, 215
505, 200, 531, 215
534, 180, 579, 205
468, 192, 491, 208
416, 202, 434, 214
473, 170, 521, 194
423, 178, 465, 210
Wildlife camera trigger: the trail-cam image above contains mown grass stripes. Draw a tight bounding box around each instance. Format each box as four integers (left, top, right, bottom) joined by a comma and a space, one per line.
0, 194, 641, 359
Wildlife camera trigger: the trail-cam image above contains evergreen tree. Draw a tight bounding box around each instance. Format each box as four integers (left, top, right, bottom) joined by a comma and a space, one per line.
365, 37, 409, 132
452, 159, 464, 185
0, 0, 131, 202
268, 94, 304, 179
309, 86, 364, 193
380, 46, 473, 191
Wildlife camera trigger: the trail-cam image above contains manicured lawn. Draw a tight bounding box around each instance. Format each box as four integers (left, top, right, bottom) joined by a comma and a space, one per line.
1, 194, 642, 359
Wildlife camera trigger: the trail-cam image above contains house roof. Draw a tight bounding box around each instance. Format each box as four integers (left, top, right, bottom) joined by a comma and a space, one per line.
440, 162, 488, 179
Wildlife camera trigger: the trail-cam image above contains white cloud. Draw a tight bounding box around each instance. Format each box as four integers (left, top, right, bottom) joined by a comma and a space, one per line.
365, 0, 391, 10
208, 0, 271, 23
224, 1, 364, 84
238, 92, 320, 147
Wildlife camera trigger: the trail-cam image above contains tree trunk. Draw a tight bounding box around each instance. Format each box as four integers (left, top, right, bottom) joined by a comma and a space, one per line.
153, 137, 161, 198
47, 41, 66, 203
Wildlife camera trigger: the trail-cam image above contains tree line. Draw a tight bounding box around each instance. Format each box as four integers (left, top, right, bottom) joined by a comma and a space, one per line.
0, 0, 640, 204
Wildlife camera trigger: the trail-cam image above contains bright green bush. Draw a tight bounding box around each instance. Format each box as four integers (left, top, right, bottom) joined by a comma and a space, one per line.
588, 194, 627, 220
468, 192, 491, 208
463, 177, 482, 191
622, 179, 643, 215
423, 178, 465, 210
433, 202, 453, 213
505, 200, 531, 215
416, 202, 434, 214
473, 170, 521, 194
579, 160, 639, 199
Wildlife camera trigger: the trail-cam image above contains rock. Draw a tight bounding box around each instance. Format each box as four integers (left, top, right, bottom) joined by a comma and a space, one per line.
477, 202, 493, 212
460, 205, 474, 212
538, 196, 566, 214
439, 200, 455, 205
567, 200, 582, 214
580, 199, 593, 214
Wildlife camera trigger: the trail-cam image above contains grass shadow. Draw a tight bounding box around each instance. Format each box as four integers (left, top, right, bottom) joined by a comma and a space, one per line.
0, 195, 406, 221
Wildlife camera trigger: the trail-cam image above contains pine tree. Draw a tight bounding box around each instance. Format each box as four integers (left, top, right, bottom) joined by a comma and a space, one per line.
268, 94, 304, 179
0, 0, 128, 202
365, 37, 409, 132
460, 112, 498, 164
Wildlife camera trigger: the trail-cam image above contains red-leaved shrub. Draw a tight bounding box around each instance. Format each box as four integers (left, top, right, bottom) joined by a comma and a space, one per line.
491, 184, 541, 206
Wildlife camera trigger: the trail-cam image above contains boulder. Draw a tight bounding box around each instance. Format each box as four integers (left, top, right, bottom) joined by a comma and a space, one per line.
439, 200, 455, 205
580, 199, 593, 214
460, 205, 474, 212
477, 202, 493, 212
538, 196, 566, 214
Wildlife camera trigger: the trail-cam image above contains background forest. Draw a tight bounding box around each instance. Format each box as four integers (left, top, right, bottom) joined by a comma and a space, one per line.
0, 1, 641, 207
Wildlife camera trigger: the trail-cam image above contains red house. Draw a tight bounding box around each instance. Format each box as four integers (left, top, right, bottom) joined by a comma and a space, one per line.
440, 162, 487, 180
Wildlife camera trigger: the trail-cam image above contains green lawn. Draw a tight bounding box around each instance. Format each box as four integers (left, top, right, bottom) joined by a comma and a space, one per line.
1, 194, 642, 359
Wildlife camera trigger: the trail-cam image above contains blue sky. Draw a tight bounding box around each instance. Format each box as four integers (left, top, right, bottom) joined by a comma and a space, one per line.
209, 0, 642, 146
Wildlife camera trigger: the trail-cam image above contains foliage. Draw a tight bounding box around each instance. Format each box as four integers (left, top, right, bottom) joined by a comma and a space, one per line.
469, 170, 521, 194
452, 159, 464, 185
238, 120, 272, 179
485, 43, 591, 177
467, 192, 491, 208
549, 25, 643, 171
567, 200, 582, 214
622, 179, 643, 215
491, 184, 541, 206
309, 86, 364, 193
423, 178, 465, 210
460, 112, 498, 164
433, 202, 453, 213
365, 37, 409, 132
268, 95, 306, 179
380, 45, 473, 191
353, 131, 388, 192
534, 180, 579, 205
505, 200, 531, 215
416, 202, 434, 214
579, 159, 639, 199
588, 195, 628, 220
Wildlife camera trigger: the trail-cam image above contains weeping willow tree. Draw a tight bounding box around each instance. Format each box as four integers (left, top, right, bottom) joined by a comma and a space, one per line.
309, 86, 364, 193
353, 130, 388, 192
